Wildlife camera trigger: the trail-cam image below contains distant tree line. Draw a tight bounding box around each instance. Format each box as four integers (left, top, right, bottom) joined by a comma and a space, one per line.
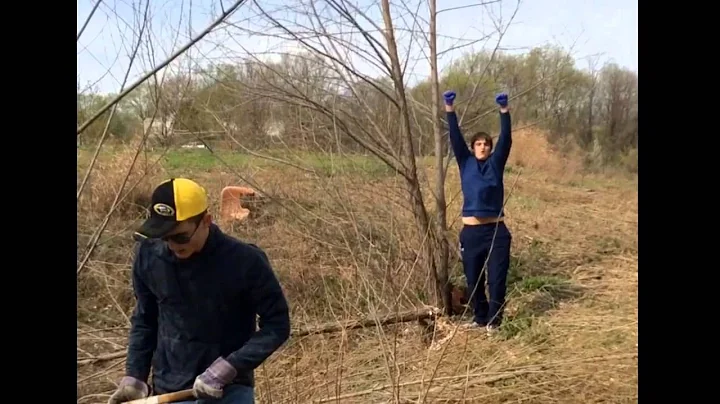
77, 45, 637, 171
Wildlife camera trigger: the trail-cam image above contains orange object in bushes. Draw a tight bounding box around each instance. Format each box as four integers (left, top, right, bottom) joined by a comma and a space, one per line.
219, 186, 256, 222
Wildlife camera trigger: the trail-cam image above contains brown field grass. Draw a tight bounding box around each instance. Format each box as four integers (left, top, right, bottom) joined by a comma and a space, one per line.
77, 128, 638, 403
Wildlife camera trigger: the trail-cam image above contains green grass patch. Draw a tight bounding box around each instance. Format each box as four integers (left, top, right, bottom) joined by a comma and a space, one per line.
499, 275, 583, 340
77, 148, 396, 177
507, 239, 553, 285
516, 275, 569, 293
162, 149, 251, 170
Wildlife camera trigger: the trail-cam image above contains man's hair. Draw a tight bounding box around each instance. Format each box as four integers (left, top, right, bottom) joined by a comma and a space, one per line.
469, 132, 493, 150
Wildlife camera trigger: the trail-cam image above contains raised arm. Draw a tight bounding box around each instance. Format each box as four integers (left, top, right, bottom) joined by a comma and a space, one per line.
491, 93, 512, 169
125, 246, 158, 385
443, 90, 471, 166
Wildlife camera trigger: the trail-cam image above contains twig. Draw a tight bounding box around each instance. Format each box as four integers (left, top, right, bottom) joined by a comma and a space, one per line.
77, 0, 103, 42
78, 350, 125, 366
314, 352, 637, 402
78, 308, 443, 366
77, 358, 125, 384
77, 391, 115, 403
293, 308, 440, 338
77, 326, 130, 336
77, 142, 173, 276
76, 0, 248, 136
77, 0, 149, 201
315, 372, 525, 403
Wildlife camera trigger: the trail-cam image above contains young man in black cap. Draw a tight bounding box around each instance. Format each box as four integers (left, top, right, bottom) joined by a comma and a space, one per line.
108, 178, 291, 404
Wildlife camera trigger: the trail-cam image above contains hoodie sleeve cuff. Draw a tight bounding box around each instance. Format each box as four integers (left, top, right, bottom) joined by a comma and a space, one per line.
206, 357, 238, 385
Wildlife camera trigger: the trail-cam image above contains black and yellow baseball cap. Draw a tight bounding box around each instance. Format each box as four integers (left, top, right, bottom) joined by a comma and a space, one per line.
135, 178, 209, 239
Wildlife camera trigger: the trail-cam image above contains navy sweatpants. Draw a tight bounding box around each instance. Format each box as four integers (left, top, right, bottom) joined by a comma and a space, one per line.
459, 221, 512, 326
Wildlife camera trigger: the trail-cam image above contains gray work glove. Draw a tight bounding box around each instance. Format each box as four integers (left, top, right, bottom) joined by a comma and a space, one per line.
193, 357, 238, 399
108, 376, 149, 404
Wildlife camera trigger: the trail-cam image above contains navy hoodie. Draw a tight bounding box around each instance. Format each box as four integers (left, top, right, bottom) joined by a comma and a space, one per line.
447, 110, 512, 219
125, 224, 290, 394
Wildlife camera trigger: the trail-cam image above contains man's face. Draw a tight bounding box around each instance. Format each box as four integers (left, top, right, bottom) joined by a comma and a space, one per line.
473, 138, 491, 161
162, 215, 211, 259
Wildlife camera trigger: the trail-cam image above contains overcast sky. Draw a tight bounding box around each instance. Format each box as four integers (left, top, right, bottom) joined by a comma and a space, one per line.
77, 0, 637, 95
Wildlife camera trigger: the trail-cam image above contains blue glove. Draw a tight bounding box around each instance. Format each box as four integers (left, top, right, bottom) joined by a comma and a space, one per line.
495, 93, 508, 108
443, 90, 456, 106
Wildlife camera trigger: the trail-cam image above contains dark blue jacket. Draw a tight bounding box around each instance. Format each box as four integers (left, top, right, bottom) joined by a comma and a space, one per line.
125, 224, 291, 394
447, 111, 512, 218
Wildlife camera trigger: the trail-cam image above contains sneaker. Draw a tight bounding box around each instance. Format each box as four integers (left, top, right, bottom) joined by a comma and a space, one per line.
486, 324, 499, 335
462, 321, 486, 329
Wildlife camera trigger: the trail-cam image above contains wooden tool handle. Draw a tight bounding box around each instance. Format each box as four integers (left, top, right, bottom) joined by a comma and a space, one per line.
122, 389, 196, 404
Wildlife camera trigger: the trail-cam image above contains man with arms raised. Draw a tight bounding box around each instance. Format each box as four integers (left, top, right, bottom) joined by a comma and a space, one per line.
444, 91, 513, 335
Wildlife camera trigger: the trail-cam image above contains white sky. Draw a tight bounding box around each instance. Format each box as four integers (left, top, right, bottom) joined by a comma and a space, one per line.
77, 0, 637, 95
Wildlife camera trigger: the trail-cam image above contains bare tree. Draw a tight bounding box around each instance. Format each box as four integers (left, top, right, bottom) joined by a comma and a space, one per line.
230, 0, 445, 310
185, 0, 520, 314
428, 0, 451, 314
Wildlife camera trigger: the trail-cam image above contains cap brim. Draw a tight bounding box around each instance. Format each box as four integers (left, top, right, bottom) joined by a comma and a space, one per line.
136, 216, 178, 239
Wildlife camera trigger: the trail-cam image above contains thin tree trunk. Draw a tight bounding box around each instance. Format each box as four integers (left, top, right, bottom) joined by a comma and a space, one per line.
429, 0, 452, 315
379, 0, 443, 309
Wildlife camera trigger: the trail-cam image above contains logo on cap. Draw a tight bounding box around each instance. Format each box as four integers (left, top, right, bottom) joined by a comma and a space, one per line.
153, 203, 176, 217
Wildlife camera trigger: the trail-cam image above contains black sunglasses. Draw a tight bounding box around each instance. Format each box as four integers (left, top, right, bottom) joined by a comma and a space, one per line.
162, 222, 201, 244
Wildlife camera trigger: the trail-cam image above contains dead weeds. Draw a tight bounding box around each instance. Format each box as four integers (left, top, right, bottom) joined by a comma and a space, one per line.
76, 142, 637, 404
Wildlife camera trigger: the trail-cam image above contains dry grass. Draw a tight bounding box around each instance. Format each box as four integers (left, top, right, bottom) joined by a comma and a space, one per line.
506, 126, 584, 178
76, 133, 638, 404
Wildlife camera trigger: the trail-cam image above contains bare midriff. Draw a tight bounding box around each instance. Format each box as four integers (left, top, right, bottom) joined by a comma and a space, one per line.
461, 216, 504, 226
